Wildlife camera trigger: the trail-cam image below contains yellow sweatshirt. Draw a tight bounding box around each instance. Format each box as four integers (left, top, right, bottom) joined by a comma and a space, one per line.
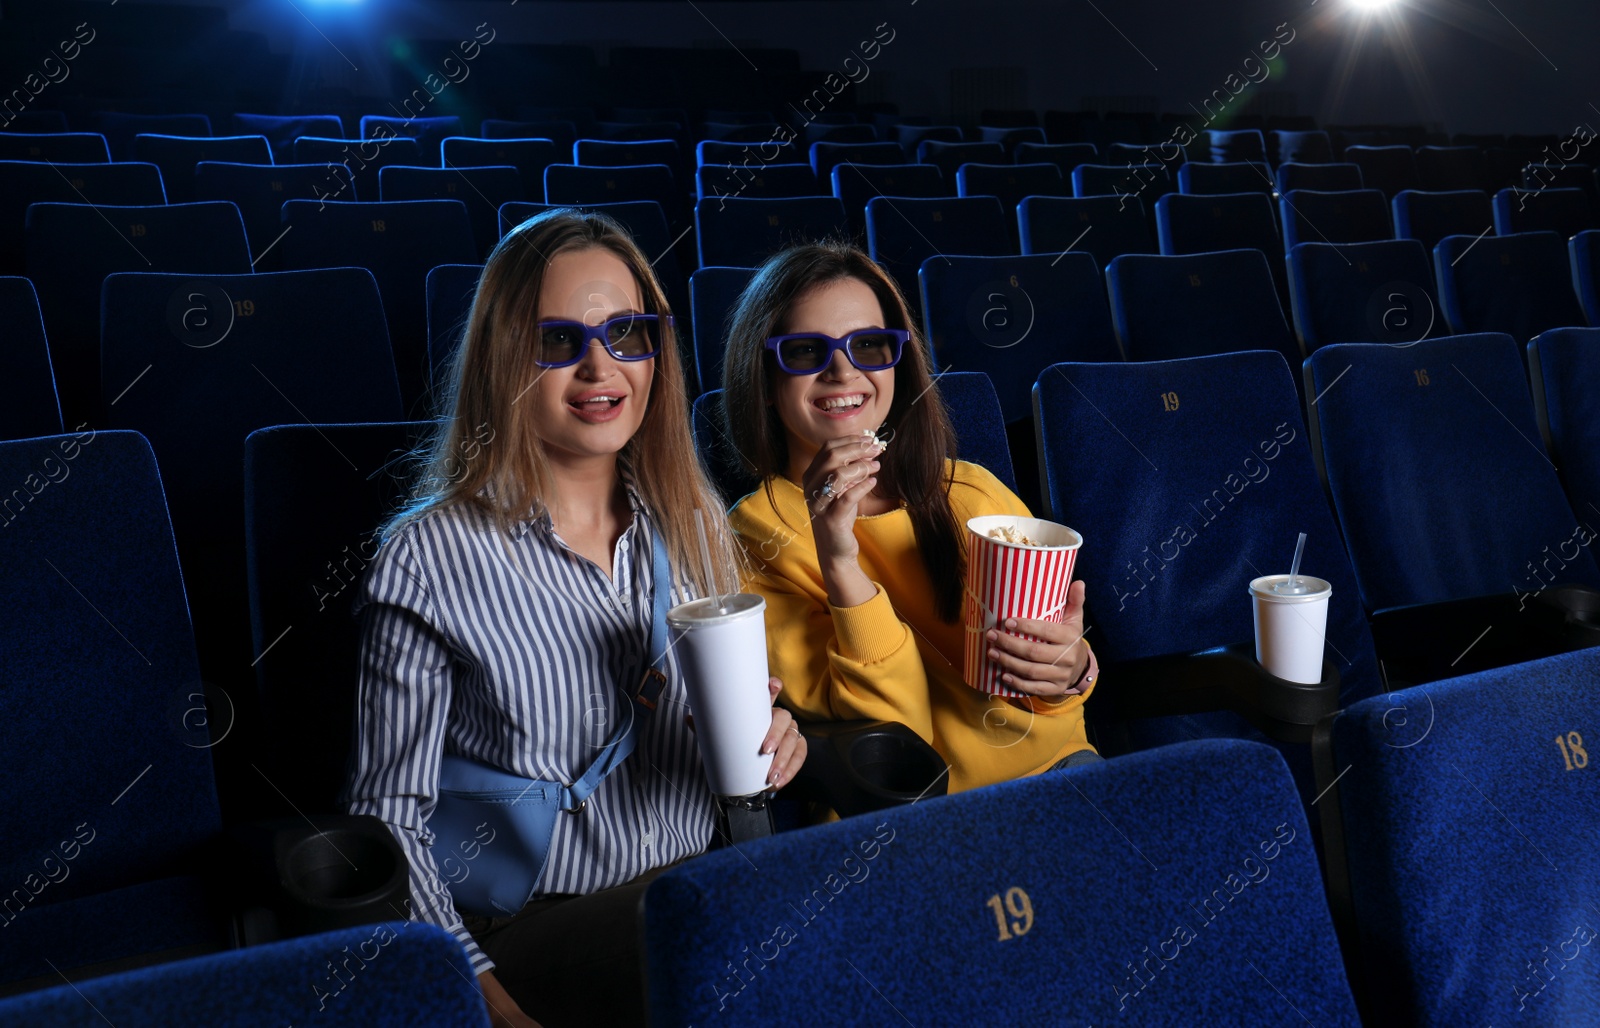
729, 460, 1097, 794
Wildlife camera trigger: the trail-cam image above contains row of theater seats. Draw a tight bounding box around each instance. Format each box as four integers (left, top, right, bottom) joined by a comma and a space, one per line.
3, 356, 1596, 1023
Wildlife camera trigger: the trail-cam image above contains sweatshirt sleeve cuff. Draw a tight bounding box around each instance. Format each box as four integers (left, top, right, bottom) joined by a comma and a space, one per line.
829, 583, 909, 665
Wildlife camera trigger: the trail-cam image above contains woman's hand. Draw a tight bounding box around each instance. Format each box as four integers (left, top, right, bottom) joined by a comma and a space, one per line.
800, 432, 886, 607
479, 970, 544, 1028
760, 677, 807, 790
984, 580, 1093, 698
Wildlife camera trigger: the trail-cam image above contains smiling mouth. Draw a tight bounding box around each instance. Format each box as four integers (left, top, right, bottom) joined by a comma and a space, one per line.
815, 394, 867, 412
571, 396, 623, 412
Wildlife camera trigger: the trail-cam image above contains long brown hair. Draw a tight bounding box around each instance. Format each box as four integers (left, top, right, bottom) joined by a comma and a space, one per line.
721, 241, 965, 621
383, 208, 740, 597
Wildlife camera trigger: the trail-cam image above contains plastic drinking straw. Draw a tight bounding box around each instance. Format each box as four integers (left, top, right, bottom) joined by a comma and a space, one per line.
694, 508, 723, 614
1287, 532, 1307, 590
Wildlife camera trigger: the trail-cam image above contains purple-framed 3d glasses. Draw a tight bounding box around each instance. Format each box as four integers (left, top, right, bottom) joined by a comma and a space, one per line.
532, 313, 674, 368
764, 328, 910, 375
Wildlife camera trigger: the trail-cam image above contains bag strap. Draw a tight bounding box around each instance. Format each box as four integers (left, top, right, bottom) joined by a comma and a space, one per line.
561, 521, 673, 810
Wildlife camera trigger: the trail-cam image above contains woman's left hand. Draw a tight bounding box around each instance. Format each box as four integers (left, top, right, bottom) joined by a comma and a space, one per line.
760, 677, 807, 790
984, 580, 1093, 698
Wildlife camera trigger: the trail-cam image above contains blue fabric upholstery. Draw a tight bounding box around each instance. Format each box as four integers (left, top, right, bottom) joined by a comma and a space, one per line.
193, 162, 354, 272
1305, 334, 1600, 611
1, 110, 68, 133
1522, 160, 1597, 198
1528, 327, 1600, 523
1155, 192, 1283, 273
1286, 239, 1439, 350
131, 134, 271, 204
1033, 350, 1380, 702
0, 431, 227, 987
442, 137, 561, 201
1275, 161, 1362, 193
645, 738, 1359, 1026
1343, 145, 1419, 196
979, 125, 1046, 152
1280, 188, 1393, 248
697, 196, 849, 268
101, 269, 403, 696
1435, 230, 1587, 340
0, 922, 488, 1027
244, 422, 428, 813
574, 137, 685, 187
697, 139, 800, 168
1106, 250, 1300, 368
292, 136, 423, 203
1017, 195, 1156, 273
1274, 130, 1333, 165
1391, 188, 1493, 250
486, 118, 577, 152
0, 276, 62, 441
690, 266, 756, 395
693, 389, 756, 506
1176, 161, 1273, 195
424, 263, 484, 384
954, 162, 1068, 209
865, 196, 1010, 307
936, 371, 1016, 490
1328, 648, 1600, 1027
830, 162, 947, 234
916, 140, 1003, 183
698, 163, 819, 202
0, 132, 110, 163
1013, 141, 1098, 178
1073, 162, 1172, 199
920, 252, 1120, 423
544, 163, 683, 227
808, 141, 904, 184
98, 112, 210, 161
359, 114, 463, 164
1572, 229, 1600, 326
0, 160, 167, 275
280, 199, 477, 415
894, 125, 961, 150
1206, 128, 1267, 164
1493, 186, 1596, 238
1415, 145, 1488, 192
803, 123, 877, 147
24, 201, 251, 429
379, 165, 526, 259
232, 112, 344, 163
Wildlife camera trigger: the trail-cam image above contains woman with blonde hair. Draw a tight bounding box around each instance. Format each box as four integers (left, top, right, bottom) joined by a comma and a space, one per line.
721, 240, 1099, 796
343, 209, 806, 1028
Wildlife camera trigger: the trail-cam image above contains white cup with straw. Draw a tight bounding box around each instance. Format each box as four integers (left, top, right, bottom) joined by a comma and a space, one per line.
1249, 532, 1333, 685
666, 510, 774, 797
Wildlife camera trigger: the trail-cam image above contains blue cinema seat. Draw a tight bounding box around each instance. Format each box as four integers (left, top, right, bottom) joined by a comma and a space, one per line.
1493, 186, 1596, 238
1106, 249, 1301, 369
690, 265, 757, 394
232, 112, 344, 163
865, 195, 1010, 308
359, 114, 463, 164
379, 164, 526, 259
425, 263, 484, 384
292, 136, 423, 203
1279, 189, 1393, 248
1528, 326, 1600, 523
1391, 189, 1493, 251
916, 139, 1003, 183
1286, 239, 1440, 350
545, 163, 685, 228
1435, 230, 1587, 340
1176, 161, 1273, 195
0, 276, 62, 441
1275, 162, 1363, 194
0, 131, 111, 163
442, 137, 561, 199
98, 112, 210, 160
698, 162, 820, 202
131, 133, 270, 203
1017, 195, 1156, 272
831, 162, 947, 235
0, 160, 167, 275
1571, 229, 1600, 325
1343, 145, 1419, 197
193, 162, 354, 271
697, 195, 849, 268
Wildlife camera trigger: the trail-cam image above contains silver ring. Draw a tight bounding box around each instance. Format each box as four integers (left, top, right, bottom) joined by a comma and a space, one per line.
787, 725, 801, 738
818, 480, 835, 498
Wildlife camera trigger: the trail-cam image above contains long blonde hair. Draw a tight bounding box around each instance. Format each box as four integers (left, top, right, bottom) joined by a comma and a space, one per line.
384, 208, 740, 597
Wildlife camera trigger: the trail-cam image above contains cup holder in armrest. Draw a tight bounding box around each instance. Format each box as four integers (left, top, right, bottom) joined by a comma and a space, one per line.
788, 720, 949, 818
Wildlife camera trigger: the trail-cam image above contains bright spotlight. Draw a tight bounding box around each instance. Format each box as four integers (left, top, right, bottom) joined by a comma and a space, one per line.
1348, 0, 1400, 10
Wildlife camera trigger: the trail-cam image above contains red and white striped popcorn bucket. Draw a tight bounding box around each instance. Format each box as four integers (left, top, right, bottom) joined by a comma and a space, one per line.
962, 515, 1083, 697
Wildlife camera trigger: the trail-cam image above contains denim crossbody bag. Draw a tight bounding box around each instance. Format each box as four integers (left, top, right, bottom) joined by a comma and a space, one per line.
428, 525, 672, 918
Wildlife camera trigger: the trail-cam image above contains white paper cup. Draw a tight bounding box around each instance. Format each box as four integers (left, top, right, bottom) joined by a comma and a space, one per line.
1249, 575, 1332, 685
963, 515, 1083, 697
667, 594, 775, 797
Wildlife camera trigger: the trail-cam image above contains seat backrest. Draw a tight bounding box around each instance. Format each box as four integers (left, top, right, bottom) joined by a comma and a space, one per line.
232, 112, 343, 162
1107, 249, 1298, 368
1327, 648, 1600, 1027
696, 195, 849, 268
425, 263, 484, 384
693, 388, 758, 506
132, 133, 271, 203
0, 131, 111, 163
1013, 142, 1099, 179
699, 162, 820, 202
645, 738, 1360, 1025
484, 118, 578, 151
831, 162, 947, 234
1207, 128, 1266, 164
1177, 161, 1273, 195
1435, 230, 1587, 340
1415, 144, 1488, 191
1528, 326, 1600, 523
979, 125, 1047, 152
1571, 229, 1600, 325
1072, 162, 1169, 203
0, 276, 62, 440
98, 112, 211, 160
25, 200, 252, 428
0, 430, 222, 913
1343, 145, 1419, 196
1017, 195, 1156, 272
574, 137, 684, 184
1275, 161, 1363, 193
1280, 188, 1393, 248
1390, 189, 1493, 251
359, 114, 463, 163
0, 160, 167, 276
193, 162, 354, 272
1305, 333, 1600, 610
442, 137, 561, 200
865, 195, 1010, 306
379, 164, 526, 259
916, 140, 1004, 182
1034, 351, 1380, 701
0, 921, 489, 1026
1155, 192, 1283, 269
920, 252, 1119, 423
291, 136, 423, 203
895, 125, 962, 150
936, 370, 1016, 490
101, 268, 404, 683
809, 141, 905, 182
954, 162, 1067, 210
1493, 186, 1596, 237
1286, 239, 1439, 351
245, 421, 427, 813
1274, 129, 1333, 165
690, 266, 757, 394
279, 199, 478, 415
543, 162, 681, 222
697, 139, 801, 167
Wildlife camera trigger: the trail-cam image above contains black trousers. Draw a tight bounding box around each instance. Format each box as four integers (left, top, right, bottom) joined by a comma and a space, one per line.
461, 861, 682, 1027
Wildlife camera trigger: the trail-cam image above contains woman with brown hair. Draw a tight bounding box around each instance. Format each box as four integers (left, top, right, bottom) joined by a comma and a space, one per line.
721, 241, 1099, 796
342, 209, 806, 1028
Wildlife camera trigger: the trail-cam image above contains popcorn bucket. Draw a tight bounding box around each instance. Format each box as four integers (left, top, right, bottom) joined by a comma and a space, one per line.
962, 515, 1083, 697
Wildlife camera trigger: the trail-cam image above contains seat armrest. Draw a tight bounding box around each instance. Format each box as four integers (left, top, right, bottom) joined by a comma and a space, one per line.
1370, 586, 1600, 685
784, 720, 950, 817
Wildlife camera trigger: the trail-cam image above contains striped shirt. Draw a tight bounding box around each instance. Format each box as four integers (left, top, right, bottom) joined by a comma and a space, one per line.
342, 478, 715, 974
